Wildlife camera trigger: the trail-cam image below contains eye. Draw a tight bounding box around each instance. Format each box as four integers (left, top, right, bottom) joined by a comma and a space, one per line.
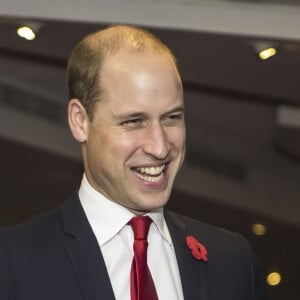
163, 112, 184, 125
169, 113, 183, 120
120, 118, 143, 127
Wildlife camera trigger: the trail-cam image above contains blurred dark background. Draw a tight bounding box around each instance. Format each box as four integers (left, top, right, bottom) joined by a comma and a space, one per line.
1, 2, 300, 298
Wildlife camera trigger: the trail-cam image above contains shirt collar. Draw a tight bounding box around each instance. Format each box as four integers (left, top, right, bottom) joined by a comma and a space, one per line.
79, 174, 172, 246
147, 210, 173, 246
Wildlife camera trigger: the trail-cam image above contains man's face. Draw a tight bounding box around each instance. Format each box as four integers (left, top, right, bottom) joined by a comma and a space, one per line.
82, 51, 185, 214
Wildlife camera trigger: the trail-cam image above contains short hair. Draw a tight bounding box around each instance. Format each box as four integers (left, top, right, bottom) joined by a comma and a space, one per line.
67, 25, 179, 120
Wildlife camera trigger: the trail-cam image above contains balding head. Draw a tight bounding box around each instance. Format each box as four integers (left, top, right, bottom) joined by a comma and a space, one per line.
67, 25, 180, 120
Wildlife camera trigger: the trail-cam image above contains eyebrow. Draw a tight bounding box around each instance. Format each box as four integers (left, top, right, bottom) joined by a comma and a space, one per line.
113, 111, 147, 121
163, 106, 185, 116
113, 105, 185, 121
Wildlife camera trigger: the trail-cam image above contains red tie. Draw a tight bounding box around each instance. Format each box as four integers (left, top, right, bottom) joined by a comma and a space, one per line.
128, 216, 158, 300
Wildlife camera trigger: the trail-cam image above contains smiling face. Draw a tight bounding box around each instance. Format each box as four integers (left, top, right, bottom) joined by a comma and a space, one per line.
70, 51, 186, 214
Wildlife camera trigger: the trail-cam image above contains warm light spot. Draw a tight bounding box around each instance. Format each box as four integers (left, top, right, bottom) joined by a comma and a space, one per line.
267, 272, 281, 286
252, 223, 267, 236
258, 47, 277, 60
17, 26, 36, 41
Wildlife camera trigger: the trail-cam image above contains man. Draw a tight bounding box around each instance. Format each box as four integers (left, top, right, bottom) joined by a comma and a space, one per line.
0, 25, 267, 299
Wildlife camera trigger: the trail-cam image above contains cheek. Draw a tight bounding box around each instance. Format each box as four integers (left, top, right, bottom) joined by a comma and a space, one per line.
106, 132, 143, 161
86, 130, 114, 169
167, 127, 186, 149
122, 130, 147, 147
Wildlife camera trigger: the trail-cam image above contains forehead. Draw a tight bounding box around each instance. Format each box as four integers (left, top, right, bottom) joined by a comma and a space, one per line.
96, 51, 183, 115
104, 49, 179, 76
101, 51, 182, 92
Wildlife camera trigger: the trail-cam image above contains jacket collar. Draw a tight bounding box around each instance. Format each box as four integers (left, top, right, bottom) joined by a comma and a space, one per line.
60, 192, 115, 300
60, 193, 209, 300
165, 210, 210, 300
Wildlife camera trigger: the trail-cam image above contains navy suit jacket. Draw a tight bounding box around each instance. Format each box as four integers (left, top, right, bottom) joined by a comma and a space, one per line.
0, 193, 267, 300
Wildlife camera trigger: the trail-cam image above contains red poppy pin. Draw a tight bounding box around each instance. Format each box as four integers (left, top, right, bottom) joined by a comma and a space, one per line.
186, 236, 208, 262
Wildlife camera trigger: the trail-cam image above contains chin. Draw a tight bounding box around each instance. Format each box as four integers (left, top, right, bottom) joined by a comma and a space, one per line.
142, 196, 170, 212
127, 187, 172, 212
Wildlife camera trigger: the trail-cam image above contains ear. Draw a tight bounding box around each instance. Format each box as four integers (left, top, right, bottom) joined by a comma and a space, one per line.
68, 99, 89, 143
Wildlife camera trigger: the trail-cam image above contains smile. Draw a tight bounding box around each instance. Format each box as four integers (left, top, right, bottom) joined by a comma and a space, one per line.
132, 165, 166, 183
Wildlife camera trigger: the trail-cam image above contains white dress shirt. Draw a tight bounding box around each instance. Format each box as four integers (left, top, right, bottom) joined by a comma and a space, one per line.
79, 174, 184, 300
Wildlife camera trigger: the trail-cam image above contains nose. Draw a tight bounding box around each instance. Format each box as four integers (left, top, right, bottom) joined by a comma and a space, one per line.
143, 122, 169, 160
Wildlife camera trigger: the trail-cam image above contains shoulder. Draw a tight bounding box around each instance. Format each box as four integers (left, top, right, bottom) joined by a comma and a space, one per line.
165, 210, 255, 262
165, 210, 267, 299
0, 206, 63, 252
0, 207, 62, 298
165, 209, 243, 239
0, 191, 80, 247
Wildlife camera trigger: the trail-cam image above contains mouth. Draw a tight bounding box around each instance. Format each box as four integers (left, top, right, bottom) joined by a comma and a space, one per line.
131, 164, 167, 183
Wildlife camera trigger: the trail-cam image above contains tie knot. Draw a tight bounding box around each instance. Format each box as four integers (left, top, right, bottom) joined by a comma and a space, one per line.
129, 216, 152, 240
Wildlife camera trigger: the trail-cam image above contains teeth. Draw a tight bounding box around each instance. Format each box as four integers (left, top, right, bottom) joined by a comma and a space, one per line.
136, 165, 165, 176
135, 172, 164, 183
133, 165, 166, 183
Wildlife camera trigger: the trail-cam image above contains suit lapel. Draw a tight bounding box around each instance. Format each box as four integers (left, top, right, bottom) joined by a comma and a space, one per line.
165, 211, 210, 300
60, 193, 115, 300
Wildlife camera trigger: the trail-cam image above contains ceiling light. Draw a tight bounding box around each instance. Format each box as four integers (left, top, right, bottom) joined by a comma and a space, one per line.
16, 22, 43, 41
258, 47, 277, 60
266, 272, 281, 286
17, 26, 36, 41
250, 41, 278, 61
251, 223, 267, 236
